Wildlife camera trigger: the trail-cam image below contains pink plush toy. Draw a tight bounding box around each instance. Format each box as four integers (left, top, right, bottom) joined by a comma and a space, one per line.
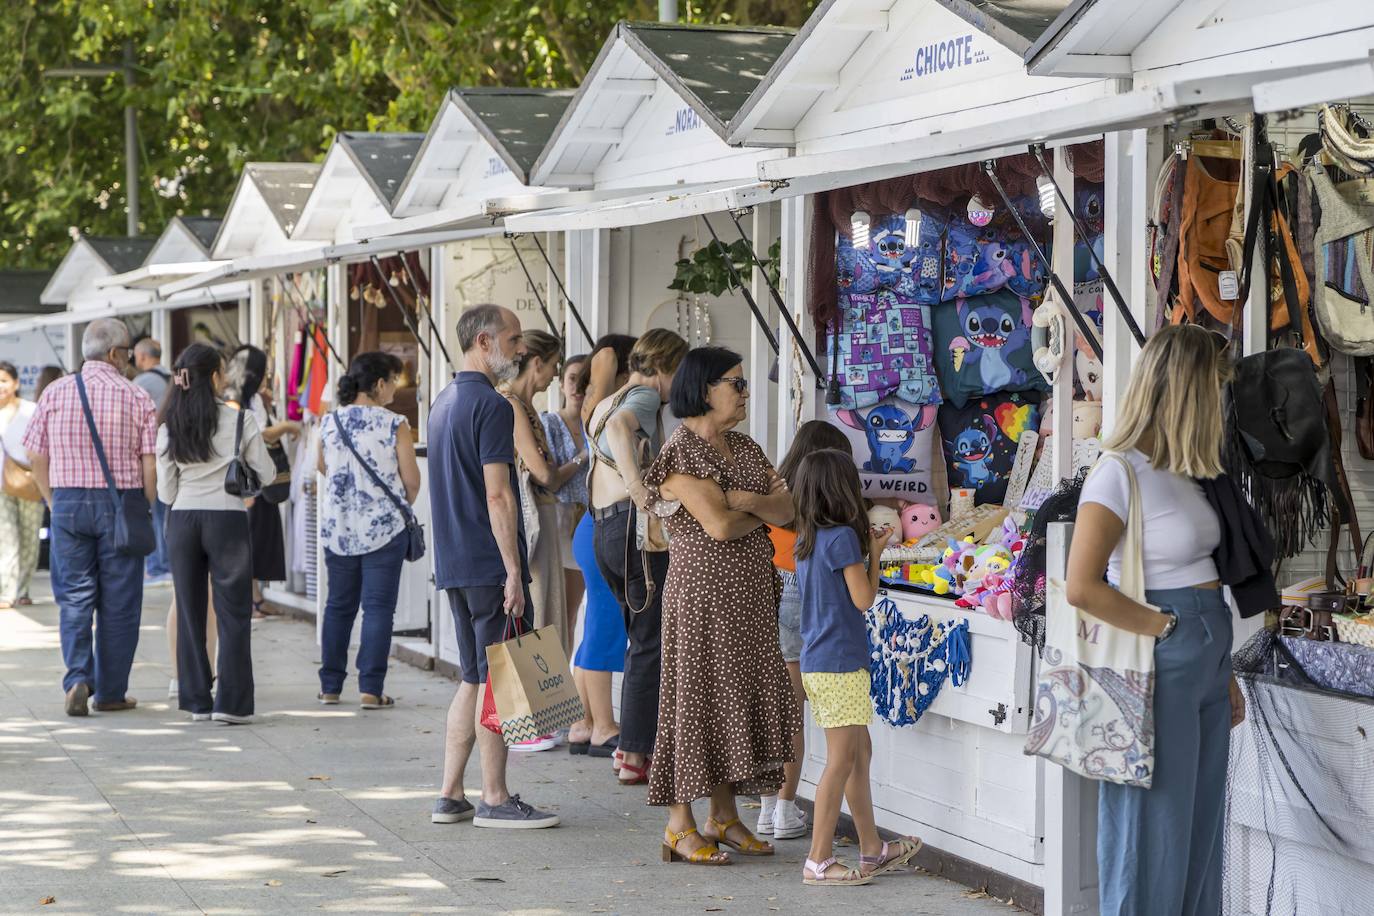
898, 501, 941, 542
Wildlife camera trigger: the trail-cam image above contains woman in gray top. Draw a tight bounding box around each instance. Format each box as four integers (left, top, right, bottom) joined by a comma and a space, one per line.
157, 344, 276, 724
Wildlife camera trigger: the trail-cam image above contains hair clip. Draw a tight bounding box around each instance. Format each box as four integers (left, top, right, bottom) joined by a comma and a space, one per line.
173, 369, 191, 390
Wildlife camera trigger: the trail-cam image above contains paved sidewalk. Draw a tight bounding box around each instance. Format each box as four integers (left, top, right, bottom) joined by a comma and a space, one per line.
0, 580, 1017, 915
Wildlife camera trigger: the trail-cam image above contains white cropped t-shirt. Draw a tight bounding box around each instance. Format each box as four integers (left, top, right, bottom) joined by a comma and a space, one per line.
1078, 449, 1220, 590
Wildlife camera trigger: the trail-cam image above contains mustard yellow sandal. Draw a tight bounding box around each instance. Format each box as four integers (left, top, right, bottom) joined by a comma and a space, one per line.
662, 827, 732, 865
703, 816, 775, 856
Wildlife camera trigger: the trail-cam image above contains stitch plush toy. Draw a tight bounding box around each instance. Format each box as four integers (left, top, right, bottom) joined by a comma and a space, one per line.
920, 537, 978, 595
948, 414, 999, 487
836, 403, 938, 474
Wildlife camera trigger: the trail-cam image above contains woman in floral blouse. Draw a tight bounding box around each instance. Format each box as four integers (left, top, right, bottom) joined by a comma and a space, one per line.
316, 352, 420, 709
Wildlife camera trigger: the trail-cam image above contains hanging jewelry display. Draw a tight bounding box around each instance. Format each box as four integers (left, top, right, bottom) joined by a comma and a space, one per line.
867, 597, 972, 727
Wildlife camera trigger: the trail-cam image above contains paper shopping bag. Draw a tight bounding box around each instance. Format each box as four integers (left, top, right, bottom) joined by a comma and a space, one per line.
485, 625, 585, 746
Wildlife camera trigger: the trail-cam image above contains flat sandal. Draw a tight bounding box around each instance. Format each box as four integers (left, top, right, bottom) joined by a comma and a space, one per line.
803, 856, 871, 886
859, 837, 922, 877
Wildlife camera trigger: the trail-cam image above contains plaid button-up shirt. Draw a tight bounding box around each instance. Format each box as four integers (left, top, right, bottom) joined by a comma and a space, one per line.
23, 361, 157, 490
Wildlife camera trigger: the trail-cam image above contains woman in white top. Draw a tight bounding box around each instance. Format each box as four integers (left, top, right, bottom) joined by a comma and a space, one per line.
0, 360, 41, 609
158, 343, 276, 724
316, 352, 419, 709
1067, 324, 1245, 916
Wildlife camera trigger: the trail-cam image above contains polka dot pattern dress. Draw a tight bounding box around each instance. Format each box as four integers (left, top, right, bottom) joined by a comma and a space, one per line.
642, 425, 803, 807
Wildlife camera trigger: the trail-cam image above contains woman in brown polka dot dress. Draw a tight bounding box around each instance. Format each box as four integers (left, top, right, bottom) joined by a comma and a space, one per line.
643, 347, 803, 866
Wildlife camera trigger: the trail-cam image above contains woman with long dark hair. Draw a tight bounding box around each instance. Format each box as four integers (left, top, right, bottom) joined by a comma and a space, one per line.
316, 351, 419, 708
158, 343, 276, 724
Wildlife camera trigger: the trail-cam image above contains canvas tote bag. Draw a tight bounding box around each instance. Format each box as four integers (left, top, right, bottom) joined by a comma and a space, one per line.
1023, 453, 1159, 788
485, 624, 585, 746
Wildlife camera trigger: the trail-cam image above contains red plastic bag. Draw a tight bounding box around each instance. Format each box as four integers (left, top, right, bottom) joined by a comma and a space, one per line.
479, 614, 523, 735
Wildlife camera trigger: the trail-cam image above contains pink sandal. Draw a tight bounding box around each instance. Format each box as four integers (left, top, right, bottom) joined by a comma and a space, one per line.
859, 837, 922, 877
803, 856, 871, 886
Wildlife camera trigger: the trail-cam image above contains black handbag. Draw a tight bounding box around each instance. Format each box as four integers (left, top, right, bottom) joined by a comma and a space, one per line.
261, 442, 291, 503
223, 408, 263, 499
333, 414, 425, 562
74, 375, 155, 558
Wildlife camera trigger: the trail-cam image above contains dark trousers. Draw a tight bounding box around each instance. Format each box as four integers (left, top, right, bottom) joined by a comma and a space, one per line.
593, 504, 666, 756
320, 531, 408, 696
49, 488, 146, 703
168, 509, 254, 717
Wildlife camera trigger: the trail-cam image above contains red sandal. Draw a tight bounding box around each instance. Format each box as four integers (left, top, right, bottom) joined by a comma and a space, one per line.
618, 758, 650, 786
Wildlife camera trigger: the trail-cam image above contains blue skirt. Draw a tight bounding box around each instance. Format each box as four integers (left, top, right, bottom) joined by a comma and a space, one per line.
572, 511, 627, 672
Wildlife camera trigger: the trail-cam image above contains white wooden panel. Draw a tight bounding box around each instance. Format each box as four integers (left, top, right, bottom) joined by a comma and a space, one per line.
392, 459, 431, 632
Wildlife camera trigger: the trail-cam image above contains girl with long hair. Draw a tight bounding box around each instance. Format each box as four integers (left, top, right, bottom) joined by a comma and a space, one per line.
157, 343, 276, 724
1066, 323, 1244, 915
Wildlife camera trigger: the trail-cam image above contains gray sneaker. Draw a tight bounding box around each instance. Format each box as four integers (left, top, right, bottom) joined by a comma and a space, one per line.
473, 794, 560, 829
431, 796, 475, 824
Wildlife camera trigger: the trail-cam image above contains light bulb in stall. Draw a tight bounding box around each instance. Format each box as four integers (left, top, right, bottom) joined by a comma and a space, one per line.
1037, 175, 1056, 220
851, 210, 871, 248
904, 208, 923, 248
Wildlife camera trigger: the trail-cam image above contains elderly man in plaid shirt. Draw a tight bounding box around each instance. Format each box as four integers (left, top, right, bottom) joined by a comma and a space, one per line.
24, 319, 158, 717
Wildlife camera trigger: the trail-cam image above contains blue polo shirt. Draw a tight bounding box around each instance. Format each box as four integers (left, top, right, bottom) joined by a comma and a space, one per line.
428, 371, 529, 589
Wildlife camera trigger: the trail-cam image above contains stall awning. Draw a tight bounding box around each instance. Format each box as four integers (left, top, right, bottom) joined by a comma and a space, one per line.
94, 260, 230, 291
0, 281, 252, 337
501, 181, 776, 233
158, 226, 498, 298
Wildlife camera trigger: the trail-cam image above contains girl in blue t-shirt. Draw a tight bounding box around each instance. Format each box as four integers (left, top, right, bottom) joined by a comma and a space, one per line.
792, 449, 923, 887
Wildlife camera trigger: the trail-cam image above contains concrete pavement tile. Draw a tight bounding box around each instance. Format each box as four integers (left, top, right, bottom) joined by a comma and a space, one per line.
0, 879, 199, 915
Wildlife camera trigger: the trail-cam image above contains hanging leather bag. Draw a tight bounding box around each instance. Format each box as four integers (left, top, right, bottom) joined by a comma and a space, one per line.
74, 375, 155, 558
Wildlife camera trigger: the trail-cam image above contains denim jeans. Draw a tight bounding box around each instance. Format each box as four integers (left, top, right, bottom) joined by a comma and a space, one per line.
593, 504, 666, 756
145, 498, 171, 578
320, 531, 408, 696
49, 488, 147, 703
1098, 587, 1232, 916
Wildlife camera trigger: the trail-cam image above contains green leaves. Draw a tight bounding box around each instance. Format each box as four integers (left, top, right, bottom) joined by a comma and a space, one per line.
668, 236, 781, 298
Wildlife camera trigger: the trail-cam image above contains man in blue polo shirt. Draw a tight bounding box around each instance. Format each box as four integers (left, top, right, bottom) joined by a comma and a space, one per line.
427, 303, 558, 829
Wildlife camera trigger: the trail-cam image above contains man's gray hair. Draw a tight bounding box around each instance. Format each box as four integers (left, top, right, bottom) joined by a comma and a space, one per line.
81, 318, 131, 361
134, 338, 161, 361
457, 303, 506, 353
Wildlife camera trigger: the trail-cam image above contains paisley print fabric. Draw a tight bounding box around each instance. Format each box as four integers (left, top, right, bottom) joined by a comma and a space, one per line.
320, 405, 406, 557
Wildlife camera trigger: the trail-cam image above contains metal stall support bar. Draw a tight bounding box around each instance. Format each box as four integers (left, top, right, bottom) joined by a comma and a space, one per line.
1030, 144, 1147, 349
368, 255, 433, 362
394, 251, 454, 370
527, 234, 593, 344
505, 237, 563, 336
699, 214, 779, 355
281, 280, 346, 368
981, 161, 1105, 363
726, 209, 827, 383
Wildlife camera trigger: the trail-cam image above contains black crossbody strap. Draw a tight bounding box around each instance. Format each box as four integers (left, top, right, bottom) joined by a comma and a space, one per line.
331, 412, 414, 525
74, 374, 125, 509
233, 406, 246, 456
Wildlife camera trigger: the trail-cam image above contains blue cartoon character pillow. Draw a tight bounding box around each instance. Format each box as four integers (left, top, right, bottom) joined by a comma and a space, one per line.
932, 289, 1048, 408
828, 288, 941, 410
938, 393, 1041, 506
836, 237, 880, 295
829, 399, 939, 503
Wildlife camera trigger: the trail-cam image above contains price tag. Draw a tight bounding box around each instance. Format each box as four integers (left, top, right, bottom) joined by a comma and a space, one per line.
1219, 270, 1239, 300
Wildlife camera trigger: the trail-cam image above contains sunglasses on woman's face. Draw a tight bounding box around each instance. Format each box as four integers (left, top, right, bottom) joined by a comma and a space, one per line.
711, 377, 748, 394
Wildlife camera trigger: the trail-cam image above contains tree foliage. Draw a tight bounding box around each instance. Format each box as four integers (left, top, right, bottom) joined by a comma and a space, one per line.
0, 0, 814, 269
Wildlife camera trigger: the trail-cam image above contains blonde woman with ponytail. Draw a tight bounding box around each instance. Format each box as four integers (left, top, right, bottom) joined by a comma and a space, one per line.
1066, 324, 1246, 916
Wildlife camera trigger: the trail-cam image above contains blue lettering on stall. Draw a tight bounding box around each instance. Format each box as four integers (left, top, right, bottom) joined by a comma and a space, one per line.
484, 156, 511, 179
901, 33, 990, 82
665, 106, 703, 137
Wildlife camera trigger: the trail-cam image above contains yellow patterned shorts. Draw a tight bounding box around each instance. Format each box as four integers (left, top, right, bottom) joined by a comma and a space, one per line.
802, 670, 873, 729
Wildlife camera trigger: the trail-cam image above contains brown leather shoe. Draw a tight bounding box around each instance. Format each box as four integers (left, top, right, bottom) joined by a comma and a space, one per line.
65, 683, 90, 717
92, 697, 137, 712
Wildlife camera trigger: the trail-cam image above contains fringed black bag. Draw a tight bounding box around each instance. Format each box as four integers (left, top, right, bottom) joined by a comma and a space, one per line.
1011, 466, 1091, 654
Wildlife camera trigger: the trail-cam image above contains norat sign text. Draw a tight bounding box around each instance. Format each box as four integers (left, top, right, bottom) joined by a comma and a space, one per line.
902, 33, 990, 81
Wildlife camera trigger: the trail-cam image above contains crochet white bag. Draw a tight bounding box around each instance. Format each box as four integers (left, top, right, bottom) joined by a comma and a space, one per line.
1023, 453, 1158, 788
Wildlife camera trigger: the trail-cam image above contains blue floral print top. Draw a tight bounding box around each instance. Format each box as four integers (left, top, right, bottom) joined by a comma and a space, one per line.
540, 410, 588, 506
320, 405, 406, 556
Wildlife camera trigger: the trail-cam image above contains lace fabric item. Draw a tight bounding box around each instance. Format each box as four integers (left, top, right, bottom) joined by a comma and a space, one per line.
1011, 467, 1090, 653
866, 597, 971, 727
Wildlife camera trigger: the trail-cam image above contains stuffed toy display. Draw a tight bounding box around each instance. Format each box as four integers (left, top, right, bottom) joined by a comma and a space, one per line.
831, 398, 939, 502
932, 290, 1048, 407
938, 392, 1042, 506
829, 288, 942, 410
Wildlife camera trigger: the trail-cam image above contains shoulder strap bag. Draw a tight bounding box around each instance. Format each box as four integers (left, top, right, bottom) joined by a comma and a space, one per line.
223, 408, 263, 499
259, 399, 292, 504
1, 417, 40, 502
332, 413, 425, 563
74, 375, 155, 557
1024, 452, 1159, 788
